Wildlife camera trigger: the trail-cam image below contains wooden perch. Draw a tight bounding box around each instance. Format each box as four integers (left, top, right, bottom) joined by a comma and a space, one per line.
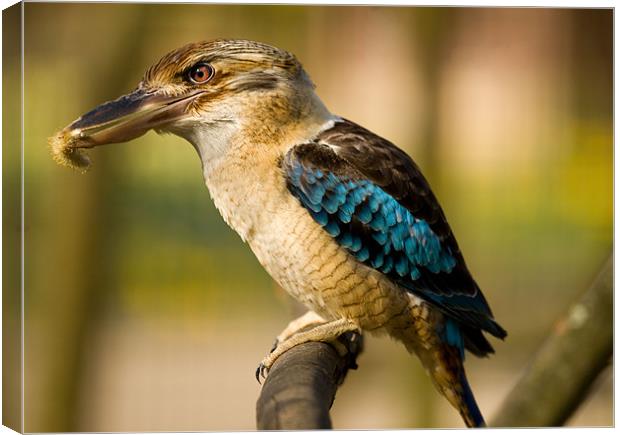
256, 255, 611, 429
256, 331, 363, 430
491, 254, 613, 427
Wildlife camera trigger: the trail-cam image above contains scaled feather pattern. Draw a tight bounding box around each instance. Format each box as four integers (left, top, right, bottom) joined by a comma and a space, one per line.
283, 119, 507, 352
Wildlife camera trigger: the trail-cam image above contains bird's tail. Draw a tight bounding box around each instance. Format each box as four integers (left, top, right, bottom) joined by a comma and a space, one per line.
388, 304, 486, 427
425, 344, 485, 428
456, 370, 485, 428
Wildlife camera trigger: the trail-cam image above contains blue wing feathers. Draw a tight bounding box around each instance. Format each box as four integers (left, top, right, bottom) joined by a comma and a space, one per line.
309, 208, 328, 226
286, 156, 456, 282
380, 256, 394, 274
283, 139, 507, 346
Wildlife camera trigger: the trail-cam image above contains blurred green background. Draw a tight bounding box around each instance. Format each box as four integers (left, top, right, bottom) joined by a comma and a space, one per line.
9, 3, 613, 431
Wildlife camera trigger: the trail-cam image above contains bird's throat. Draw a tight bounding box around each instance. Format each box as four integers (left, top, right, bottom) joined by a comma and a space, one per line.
192, 114, 338, 244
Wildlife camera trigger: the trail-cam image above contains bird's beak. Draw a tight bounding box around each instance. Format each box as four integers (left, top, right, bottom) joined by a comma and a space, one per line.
50, 88, 203, 170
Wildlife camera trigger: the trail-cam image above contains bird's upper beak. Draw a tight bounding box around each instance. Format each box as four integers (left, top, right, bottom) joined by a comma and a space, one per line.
50, 87, 203, 170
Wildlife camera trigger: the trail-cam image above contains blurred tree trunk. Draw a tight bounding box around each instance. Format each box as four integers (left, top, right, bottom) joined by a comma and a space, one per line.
412, 9, 454, 185
24, 5, 153, 431
569, 10, 612, 123
406, 9, 456, 427
3, 3, 23, 432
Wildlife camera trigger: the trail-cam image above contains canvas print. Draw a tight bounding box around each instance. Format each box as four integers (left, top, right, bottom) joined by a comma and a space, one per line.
3, 2, 612, 431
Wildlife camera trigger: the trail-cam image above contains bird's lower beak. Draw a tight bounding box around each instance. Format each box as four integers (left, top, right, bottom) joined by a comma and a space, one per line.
50, 88, 203, 170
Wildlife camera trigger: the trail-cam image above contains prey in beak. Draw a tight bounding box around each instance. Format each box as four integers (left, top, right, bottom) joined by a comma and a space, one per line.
49, 87, 204, 171
50, 39, 306, 171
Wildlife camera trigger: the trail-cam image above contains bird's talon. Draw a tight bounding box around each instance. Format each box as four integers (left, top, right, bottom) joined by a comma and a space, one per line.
255, 365, 263, 384
255, 361, 271, 384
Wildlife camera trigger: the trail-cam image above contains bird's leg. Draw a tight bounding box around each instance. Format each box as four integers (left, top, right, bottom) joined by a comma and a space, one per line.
270, 310, 327, 352
257, 318, 361, 381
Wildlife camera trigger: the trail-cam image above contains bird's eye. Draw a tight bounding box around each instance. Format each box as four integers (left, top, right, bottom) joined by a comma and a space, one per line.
188, 63, 214, 84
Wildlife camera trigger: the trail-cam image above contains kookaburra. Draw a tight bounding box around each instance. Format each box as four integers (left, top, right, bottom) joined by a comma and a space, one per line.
51, 39, 506, 428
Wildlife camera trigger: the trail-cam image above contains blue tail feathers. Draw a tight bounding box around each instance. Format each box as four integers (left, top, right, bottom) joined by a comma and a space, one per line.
459, 370, 486, 427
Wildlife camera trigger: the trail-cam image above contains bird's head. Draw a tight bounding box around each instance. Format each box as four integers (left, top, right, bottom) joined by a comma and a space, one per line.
50, 39, 329, 170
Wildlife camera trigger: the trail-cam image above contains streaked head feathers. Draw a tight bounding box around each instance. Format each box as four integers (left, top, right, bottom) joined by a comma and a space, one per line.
142, 39, 306, 93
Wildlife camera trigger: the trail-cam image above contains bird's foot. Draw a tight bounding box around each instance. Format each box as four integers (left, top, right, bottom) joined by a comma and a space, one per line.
255, 317, 360, 383
267, 310, 327, 356
255, 352, 279, 383
275, 310, 327, 346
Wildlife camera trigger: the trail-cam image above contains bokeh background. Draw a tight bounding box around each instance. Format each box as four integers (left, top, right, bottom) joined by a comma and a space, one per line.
6, 3, 612, 431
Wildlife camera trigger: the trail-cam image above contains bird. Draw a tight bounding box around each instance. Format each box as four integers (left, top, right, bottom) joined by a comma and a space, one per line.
50, 39, 506, 428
